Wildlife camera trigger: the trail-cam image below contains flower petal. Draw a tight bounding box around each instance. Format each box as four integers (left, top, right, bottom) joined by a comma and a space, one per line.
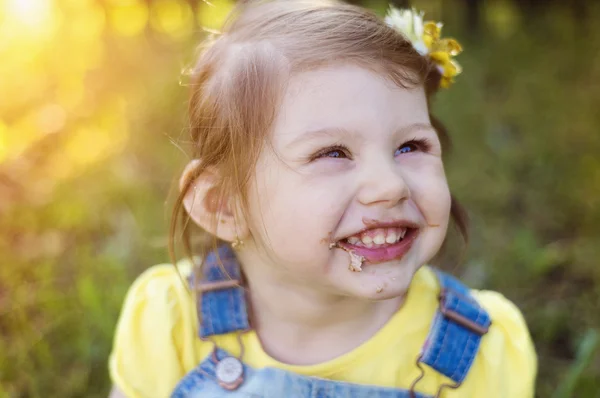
450, 59, 462, 75
435, 38, 462, 56
440, 75, 452, 88
412, 10, 424, 37
429, 51, 450, 65
424, 21, 442, 41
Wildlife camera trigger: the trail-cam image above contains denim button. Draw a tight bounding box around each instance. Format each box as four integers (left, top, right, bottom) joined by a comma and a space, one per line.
216, 356, 244, 390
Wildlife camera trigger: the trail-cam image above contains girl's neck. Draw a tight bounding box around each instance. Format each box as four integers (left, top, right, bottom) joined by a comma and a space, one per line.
239, 251, 404, 366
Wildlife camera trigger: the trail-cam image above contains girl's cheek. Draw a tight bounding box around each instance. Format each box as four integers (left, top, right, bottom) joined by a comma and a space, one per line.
403, 161, 451, 216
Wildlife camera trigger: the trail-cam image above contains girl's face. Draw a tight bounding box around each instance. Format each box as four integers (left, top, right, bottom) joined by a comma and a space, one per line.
245, 64, 451, 300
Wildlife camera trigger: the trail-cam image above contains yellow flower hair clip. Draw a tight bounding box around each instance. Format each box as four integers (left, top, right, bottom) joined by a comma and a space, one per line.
385, 6, 463, 88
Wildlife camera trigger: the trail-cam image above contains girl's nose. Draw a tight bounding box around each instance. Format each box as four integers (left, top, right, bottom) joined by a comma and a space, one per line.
357, 159, 411, 208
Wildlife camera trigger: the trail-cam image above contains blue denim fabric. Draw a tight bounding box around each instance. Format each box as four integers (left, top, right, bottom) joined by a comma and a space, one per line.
419, 272, 492, 383
175, 246, 491, 397
172, 348, 432, 398
195, 246, 250, 338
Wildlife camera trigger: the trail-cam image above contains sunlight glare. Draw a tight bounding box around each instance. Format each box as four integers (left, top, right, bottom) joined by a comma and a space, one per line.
5, 0, 53, 27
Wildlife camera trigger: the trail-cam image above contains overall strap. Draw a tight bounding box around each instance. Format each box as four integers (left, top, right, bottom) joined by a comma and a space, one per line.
419, 270, 491, 384
192, 245, 250, 338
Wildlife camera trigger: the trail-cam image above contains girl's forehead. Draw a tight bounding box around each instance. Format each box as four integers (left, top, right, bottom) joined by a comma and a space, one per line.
272, 64, 430, 145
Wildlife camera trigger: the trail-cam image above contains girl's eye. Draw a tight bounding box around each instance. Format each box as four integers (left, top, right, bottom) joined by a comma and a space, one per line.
396, 143, 417, 155
311, 145, 351, 160
394, 138, 431, 156
323, 150, 346, 158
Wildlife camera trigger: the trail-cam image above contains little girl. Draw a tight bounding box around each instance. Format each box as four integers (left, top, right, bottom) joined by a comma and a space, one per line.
109, 1, 537, 397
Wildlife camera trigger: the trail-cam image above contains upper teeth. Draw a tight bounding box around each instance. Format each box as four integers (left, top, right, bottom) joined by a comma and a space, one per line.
386, 232, 397, 243
346, 227, 407, 247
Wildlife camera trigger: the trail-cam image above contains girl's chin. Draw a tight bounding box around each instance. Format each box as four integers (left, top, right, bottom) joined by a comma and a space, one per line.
330, 265, 419, 299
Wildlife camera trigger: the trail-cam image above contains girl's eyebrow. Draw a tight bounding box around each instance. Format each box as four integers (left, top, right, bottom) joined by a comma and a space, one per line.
285, 122, 435, 149
402, 123, 436, 135
286, 127, 359, 149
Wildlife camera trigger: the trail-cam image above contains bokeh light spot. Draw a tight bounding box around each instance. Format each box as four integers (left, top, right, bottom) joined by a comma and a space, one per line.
2, 0, 61, 41
4, 0, 52, 27
108, 0, 148, 37
484, 0, 521, 39
70, 2, 106, 43
150, 0, 194, 40
196, 0, 234, 31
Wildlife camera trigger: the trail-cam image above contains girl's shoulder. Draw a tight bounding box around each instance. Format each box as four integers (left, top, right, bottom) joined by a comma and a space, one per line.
415, 266, 534, 342
407, 267, 536, 396
121, 260, 195, 306
468, 288, 537, 396
109, 260, 204, 398
424, 266, 537, 396
471, 286, 538, 369
113, 260, 198, 334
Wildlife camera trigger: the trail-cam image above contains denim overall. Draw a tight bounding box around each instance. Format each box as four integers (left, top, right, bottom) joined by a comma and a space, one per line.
171, 246, 491, 398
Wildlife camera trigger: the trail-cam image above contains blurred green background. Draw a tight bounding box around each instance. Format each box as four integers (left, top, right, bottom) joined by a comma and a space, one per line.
1, 0, 599, 396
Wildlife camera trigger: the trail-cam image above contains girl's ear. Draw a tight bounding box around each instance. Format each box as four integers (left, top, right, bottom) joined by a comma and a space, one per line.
179, 160, 249, 242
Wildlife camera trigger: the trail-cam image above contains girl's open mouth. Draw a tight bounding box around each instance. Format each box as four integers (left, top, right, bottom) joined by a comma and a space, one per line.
336, 227, 419, 264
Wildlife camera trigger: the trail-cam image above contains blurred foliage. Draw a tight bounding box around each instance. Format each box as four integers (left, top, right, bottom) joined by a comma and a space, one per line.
0, 0, 598, 397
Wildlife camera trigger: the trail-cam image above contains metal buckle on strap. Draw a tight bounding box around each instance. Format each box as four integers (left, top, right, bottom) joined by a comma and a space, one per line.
439, 289, 490, 336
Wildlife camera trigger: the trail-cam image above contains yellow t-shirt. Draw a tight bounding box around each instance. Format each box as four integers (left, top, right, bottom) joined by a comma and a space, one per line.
109, 262, 537, 398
